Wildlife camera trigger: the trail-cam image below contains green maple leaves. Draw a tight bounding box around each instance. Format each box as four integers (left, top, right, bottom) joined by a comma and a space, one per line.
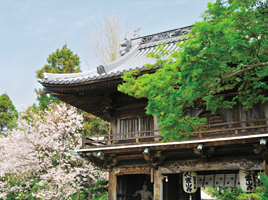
119, 0, 268, 142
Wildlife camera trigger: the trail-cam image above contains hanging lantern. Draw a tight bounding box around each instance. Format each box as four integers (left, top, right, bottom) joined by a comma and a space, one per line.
239, 170, 256, 193
182, 172, 198, 194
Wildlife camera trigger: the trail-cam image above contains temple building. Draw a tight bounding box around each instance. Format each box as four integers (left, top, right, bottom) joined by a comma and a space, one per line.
38, 25, 267, 200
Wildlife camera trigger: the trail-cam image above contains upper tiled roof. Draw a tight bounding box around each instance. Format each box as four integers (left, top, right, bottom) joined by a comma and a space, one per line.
38, 25, 192, 86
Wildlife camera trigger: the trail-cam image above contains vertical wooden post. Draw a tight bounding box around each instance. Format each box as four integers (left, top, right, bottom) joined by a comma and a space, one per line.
136, 133, 139, 143
108, 168, 117, 200
82, 130, 86, 149
154, 167, 163, 200
88, 177, 92, 200
263, 160, 268, 176
154, 116, 160, 141
109, 119, 115, 146
151, 168, 154, 183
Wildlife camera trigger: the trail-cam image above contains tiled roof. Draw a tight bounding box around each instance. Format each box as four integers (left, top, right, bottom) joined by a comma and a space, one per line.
38, 25, 192, 86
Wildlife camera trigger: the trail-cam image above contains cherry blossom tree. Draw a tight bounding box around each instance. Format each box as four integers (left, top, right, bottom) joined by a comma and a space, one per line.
0, 103, 107, 200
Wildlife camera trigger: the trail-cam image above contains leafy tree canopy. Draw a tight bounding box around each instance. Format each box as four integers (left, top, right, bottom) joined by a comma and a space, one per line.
36, 44, 81, 79
34, 45, 109, 136
0, 93, 18, 135
119, 0, 268, 142
35, 44, 81, 110
83, 113, 109, 136
34, 88, 61, 110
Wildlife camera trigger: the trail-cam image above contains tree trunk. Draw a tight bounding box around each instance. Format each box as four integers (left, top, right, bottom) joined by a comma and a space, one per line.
88, 177, 92, 200
77, 189, 80, 200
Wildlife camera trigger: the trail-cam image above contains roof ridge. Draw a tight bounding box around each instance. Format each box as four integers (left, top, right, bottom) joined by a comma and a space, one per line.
38, 25, 192, 85
41, 69, 97, 80
97, 43, 140, 75
132, 25, 193, 44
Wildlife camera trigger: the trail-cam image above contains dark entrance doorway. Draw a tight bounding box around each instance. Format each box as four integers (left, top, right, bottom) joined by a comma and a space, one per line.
117, 174, 153, 200
163, 174, 201, 200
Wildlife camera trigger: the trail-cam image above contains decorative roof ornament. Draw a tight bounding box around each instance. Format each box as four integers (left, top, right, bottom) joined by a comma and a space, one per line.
141, 26, 192, 45
38, 25, 193, 84
119, 38, 132, 56
133, 27, 141, 38
97, 65, 106, 74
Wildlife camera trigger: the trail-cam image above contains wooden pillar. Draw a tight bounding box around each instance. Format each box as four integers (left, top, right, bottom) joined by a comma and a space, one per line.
82, 130, 86, 149
194, 188, 201, 200
264, 160, 268, 176
108, 168, 117, 200
154, 167, 163, 200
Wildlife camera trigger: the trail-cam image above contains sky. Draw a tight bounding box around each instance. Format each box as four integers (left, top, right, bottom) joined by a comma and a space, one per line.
0, 0, 214, 112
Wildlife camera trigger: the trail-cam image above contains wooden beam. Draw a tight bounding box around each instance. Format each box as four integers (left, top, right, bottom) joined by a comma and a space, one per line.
116, 154, 143, 160
161, 158, 263, 173
115, 166, 152, 175
79, 134, 265, 154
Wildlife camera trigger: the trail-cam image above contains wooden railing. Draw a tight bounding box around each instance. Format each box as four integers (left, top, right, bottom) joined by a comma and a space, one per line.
82, 119, 268, 148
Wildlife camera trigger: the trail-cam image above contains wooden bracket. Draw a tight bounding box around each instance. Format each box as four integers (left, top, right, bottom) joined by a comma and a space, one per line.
193, 146, 215, 161
86, 153, 104, 168
143, 150, 166, 169
253, 144, 263, 154
103, 106, 115, 119
105, 154, 118, 170
85, 153, 118, 170
253, 142, 268, 163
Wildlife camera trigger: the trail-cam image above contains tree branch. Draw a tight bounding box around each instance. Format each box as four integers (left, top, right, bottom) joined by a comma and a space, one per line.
211, 62, 268, 88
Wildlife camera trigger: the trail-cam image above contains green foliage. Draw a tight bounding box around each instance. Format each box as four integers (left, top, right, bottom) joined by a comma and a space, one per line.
91, 192, 108, 200
33, 44, 109, 138
95, 179, 109, 186
68, 188, 90, 200
67, 179, 109, 200
1, 173, 42, 200
35, 44, 81, 111
34, 44, 109, 136
0, 93, 18, 135
34, 88, 61, 111
208, 186, 243, 200
36, 44, 81, 79
207, 186, 262, 200
90, 179, 108, 200
119, 0, 268, 141
260, 173, 268, 200
83, 113, 109, 136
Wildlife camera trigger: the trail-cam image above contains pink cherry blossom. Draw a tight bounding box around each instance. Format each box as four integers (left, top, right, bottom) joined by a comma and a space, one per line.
0, 103, 107, 199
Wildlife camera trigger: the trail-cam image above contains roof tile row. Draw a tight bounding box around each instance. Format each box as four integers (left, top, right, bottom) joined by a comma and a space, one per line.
39, 26, 191, 86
